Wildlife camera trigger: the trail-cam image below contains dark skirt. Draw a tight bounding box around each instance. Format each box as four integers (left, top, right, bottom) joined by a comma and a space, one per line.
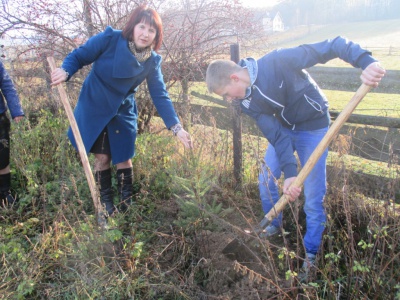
90, 127, 111, 155
0, 112, 11, 169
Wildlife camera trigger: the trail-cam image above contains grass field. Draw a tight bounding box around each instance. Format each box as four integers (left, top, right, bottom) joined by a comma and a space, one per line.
323, 90, 400, 117
271, 19, 400, 47
188, 84, 400, 118
257, 19, 400, 70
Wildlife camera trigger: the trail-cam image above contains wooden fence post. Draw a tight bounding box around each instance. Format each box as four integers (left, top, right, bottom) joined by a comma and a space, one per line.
230, 44, 243, 189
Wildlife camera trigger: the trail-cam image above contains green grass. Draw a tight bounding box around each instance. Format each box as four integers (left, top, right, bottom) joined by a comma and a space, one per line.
328, 151, 398, 179
310, 51, 400, 70
323, 90, 400, 118
188, 83, 400, 118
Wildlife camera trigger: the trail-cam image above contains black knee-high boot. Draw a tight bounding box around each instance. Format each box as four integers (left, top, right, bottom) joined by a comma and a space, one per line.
95, 169, 115, 216
0, 173, 15, 207
117, 168, 133, 212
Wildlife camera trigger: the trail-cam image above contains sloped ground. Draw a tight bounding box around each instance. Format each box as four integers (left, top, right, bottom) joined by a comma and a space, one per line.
143, 158, 400, 299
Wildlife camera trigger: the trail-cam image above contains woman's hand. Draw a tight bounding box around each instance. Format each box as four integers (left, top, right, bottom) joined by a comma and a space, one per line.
13, 116, 24, 123
51, 68, 68, 86
176, 128, 193, 149
283, 177, 301, 202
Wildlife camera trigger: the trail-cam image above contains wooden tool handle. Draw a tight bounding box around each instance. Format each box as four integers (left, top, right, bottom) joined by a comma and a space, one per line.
259, 84, 372, 229
47, 57, 105, 227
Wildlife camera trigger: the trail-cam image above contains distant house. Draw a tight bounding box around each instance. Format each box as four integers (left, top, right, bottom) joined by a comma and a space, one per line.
262, 11, 285, 32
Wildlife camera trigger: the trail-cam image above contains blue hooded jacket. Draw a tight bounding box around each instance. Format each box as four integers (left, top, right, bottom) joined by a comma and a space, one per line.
239, 36, 377, 178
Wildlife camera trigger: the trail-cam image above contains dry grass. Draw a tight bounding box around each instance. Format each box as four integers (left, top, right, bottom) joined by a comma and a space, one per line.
1, 21, 400, 297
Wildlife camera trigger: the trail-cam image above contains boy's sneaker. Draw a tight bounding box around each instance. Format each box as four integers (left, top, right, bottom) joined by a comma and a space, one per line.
259, 224, 280, 238
298, 253, 317, 282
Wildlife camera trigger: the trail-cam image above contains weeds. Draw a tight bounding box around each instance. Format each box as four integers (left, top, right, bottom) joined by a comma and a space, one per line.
1, 82, 399, 299
170, 143, 234, 232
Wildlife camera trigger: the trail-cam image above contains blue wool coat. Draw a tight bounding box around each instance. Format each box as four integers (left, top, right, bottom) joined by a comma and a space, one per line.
61, 26, 180, 164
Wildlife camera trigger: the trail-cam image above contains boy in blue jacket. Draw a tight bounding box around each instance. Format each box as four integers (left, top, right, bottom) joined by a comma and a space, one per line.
206, 36, 385, 276
0, 61, 24, 207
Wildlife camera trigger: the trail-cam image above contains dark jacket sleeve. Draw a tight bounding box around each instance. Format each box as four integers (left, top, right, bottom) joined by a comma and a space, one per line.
0, 62, 24, 118
146, 57, 180, 129
276, 36, 377, 71
61, 26, 114, 80
242, 104, 298, 178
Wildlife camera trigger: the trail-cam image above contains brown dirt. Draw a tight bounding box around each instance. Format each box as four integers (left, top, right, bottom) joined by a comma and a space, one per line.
149, 195, 305, 299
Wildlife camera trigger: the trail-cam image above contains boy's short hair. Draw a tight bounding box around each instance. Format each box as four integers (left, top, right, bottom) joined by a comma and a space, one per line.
206, 59, 242, 93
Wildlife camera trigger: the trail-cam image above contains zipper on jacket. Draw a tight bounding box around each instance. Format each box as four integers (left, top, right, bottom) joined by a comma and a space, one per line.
304, 94, 324, 114
253, 85, 292, 126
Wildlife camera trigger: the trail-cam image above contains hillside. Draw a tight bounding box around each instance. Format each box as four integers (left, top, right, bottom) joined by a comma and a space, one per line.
269, 19, 400, 48
263, 19, 400, 104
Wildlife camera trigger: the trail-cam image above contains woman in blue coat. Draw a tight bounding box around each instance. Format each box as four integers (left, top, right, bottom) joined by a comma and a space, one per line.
51, 5, 193, 216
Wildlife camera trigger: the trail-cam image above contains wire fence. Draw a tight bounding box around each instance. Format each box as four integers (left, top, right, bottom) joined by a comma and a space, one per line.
364, 46, 400, 56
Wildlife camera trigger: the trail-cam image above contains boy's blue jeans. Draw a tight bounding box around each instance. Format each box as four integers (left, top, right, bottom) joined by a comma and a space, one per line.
259, 127, 328, 255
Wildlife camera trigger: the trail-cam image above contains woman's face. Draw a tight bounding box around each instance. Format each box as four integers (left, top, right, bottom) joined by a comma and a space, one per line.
133, 20, 156, 49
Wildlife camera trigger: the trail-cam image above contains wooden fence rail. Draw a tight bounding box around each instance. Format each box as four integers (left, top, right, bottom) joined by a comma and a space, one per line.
190, 91, 400, 128
182, 92, 400, 165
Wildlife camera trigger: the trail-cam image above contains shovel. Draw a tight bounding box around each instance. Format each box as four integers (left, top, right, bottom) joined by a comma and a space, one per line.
223, 83, 372, 257
47, 57, 107, 229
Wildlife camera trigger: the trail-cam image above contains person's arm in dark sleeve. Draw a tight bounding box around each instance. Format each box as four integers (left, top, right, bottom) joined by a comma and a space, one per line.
256, 114, 297, 178
276, 36, 377, 70
242, 104, 297, 179
61, 26, 114, 80
146, 57, 180, 129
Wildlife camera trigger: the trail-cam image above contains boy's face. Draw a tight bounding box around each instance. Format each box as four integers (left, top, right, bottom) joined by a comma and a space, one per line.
215, 74, 249, 102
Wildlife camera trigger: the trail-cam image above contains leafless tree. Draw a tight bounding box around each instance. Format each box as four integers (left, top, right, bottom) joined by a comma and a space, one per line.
0, 0, 263, 129
159, 0, 261, 125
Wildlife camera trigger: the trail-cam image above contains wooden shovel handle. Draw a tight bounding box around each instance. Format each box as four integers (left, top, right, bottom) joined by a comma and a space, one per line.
259, 83, 372, 229
47, 57, 105, 227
